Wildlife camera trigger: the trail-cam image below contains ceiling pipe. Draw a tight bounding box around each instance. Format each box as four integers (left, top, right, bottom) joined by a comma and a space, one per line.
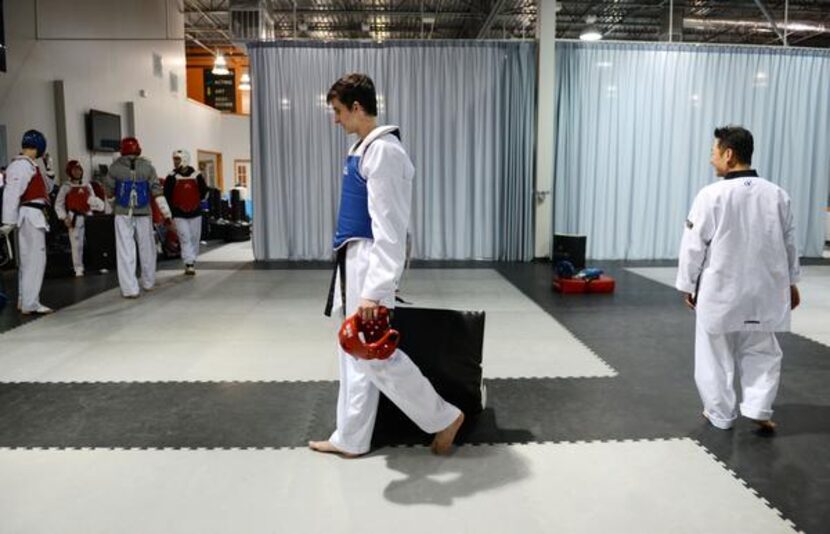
683, 18, 827, 34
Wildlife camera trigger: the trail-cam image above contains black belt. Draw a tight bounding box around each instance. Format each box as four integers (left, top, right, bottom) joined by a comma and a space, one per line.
324, 246, 347, 317
21, 202, 50, 217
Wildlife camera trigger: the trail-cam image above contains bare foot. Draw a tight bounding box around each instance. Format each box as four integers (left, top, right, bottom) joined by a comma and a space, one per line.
308, 440, 361, 458
431, 412, 465, 455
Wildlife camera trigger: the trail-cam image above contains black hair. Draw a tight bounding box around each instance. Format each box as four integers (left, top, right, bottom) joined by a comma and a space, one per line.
714, 125, 754, 166
327, 73, 378, 116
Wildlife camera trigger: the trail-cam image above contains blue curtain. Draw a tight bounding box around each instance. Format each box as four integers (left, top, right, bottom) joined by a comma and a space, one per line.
249, 40, 536, 261
554, 42, 830, 259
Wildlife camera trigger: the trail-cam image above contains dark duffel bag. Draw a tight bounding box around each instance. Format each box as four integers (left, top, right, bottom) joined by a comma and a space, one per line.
224, 221, 251, 242
372, 306, 486, 445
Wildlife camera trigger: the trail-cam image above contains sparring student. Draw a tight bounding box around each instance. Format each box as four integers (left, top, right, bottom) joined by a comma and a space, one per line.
104, 137, 173, 298
309, 73, 464, 458
676, 126, 801, 433
0, 130, 56, 315
55, 160, 103, 277
164, 149, 207, 275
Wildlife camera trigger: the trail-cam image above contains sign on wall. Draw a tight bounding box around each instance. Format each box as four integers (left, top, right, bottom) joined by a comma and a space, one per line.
204, 69, 236, 113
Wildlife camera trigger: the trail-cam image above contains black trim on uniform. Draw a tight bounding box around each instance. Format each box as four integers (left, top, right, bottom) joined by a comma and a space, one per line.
724, 169, 759, 180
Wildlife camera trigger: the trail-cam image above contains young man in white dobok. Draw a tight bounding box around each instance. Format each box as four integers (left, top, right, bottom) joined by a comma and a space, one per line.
309, 74, 464, 457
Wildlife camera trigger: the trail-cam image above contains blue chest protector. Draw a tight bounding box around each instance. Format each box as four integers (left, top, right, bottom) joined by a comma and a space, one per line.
333, 155, 372, 249
332, 127, 401, 250
114, 180, 150, 209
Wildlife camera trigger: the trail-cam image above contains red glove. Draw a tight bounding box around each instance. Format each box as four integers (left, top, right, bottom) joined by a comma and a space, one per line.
338, 306, 400, 360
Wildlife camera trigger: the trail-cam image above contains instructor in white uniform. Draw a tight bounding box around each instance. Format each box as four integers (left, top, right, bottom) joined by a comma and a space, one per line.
309, 73, 464, 457
676, 126, 801, 432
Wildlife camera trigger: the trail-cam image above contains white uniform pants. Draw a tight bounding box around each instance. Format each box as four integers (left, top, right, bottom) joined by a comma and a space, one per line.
328, 240, 461, 455
695, 321, 783, 429
16, 217, 47, 313
68, 216, 85, 274
174, 216, 201, 265
115, 214, 156, 297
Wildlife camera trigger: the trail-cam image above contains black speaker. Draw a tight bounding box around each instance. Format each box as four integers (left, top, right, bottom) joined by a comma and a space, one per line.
230, 189, 244, 222
553, 233, 586, 270
83, 214, 116, 271
208, 188, 222, 219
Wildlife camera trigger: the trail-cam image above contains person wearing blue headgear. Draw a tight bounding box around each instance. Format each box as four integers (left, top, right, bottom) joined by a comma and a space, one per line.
0, 130, 55, 315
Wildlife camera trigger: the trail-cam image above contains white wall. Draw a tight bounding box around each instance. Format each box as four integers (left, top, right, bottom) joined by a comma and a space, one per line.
0, 0, 249, 192
220, 114, 251, 188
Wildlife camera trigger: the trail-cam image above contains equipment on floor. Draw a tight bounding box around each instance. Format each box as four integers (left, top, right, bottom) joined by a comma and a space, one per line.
339, 306, 400, 360
555, 260, 577, 279
230, 188, 247, 222
553, 233, 586, 271
372, 307, 486, 446
553, 273, 615, 294
83, 214, 116, 271
224, 221, 251, 242
575, 267, 603, 281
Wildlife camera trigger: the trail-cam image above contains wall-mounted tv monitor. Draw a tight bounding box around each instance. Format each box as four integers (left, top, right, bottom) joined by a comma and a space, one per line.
86, 109, 121, 152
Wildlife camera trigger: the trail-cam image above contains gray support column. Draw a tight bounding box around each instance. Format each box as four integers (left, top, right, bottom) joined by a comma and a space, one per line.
534, 0, 556, 258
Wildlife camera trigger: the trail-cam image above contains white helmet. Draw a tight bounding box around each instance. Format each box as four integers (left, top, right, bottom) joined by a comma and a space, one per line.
172, 149, 191, 169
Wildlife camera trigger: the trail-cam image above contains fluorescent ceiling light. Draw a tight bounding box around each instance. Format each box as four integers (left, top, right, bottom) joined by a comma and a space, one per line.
212, 53, 230, 76
580, 16, 602, 42
239, 72, 251, 90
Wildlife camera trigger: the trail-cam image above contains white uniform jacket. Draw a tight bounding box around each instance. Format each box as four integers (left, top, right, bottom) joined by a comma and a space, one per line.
354, 126, 415, 305
676, 171, 801, 334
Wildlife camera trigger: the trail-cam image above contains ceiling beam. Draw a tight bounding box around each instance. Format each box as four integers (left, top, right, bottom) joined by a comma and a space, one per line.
752, 0, 787, 45
476, 0, 510, 38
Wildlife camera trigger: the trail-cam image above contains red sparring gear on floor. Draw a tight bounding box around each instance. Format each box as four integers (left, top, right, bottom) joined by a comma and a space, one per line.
338, 306, 400, 360
553, 275, 616, 294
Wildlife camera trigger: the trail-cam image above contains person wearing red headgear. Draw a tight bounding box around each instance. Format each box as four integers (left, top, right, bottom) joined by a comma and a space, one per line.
164, 149, 207, 275
309, 74, 464, 458
55, 160, 104, 277
104, 137, 173, 298
0, 129, 55, 314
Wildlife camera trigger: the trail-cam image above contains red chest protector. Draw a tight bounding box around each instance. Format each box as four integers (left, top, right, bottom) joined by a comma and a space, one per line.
90, 181, 106, 202
21, 167, 51, 205
66, 185, 91, 214
172, 176, 201, 213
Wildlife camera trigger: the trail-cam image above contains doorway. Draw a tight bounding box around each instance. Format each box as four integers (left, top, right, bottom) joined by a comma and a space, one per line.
197, 150, 223, 191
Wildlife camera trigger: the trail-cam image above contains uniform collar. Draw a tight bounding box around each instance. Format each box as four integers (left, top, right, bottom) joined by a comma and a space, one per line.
724, 169, 758, 180
12, 154, 36, 166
